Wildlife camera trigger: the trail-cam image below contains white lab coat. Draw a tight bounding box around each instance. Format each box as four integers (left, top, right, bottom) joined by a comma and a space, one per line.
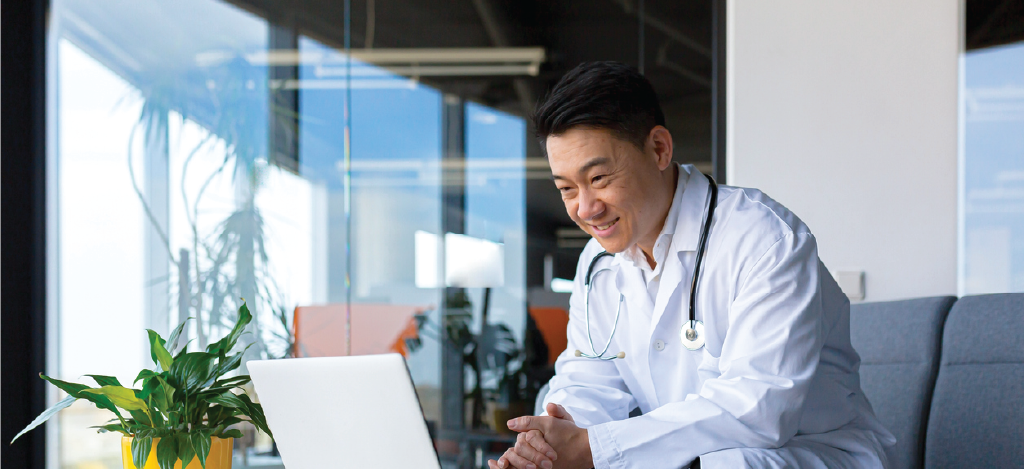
542, 164, 895, 469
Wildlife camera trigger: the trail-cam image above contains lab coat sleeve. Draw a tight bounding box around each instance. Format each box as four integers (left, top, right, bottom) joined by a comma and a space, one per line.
542, 244, 637, 427
588, 231, 826, 469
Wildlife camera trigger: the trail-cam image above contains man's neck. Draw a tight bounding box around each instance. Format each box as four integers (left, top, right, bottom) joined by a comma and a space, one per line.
637, 165, 680, 269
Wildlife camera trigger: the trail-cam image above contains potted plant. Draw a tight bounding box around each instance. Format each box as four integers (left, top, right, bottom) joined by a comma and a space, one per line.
11, 301, 273, 469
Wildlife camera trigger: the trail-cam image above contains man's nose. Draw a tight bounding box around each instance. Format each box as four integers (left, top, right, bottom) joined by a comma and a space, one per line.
576, 189, 605, 221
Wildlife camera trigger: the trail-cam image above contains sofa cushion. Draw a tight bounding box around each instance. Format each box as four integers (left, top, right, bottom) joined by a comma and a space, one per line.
925, 294, 1024, 469
850, 296, 956, 469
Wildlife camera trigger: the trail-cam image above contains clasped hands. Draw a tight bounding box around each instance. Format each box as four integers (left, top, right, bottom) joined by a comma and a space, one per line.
487, 403, 593, 469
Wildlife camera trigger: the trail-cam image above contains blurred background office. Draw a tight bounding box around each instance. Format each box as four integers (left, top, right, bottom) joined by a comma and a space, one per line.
2, 1, 1021, 468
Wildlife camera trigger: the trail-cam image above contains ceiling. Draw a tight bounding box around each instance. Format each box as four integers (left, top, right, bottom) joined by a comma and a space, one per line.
226, 0, 717, 232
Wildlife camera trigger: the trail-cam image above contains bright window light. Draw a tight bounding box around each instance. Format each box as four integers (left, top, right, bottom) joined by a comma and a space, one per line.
550, 278, 574, 293
444, 233, 505, 288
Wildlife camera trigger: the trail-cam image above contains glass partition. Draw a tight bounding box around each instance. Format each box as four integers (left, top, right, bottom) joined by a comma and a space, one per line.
960, 41, 1024, 295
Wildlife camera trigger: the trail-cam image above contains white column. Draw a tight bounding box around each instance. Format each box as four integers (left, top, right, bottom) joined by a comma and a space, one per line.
727, 0, 961, 302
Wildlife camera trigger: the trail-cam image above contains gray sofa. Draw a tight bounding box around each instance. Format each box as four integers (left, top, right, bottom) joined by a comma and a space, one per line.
853, 293, 1024, 469
535, 293, 1024, 468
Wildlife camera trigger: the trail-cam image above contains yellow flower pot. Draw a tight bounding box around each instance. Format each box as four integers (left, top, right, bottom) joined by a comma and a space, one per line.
121, 436, 233, 469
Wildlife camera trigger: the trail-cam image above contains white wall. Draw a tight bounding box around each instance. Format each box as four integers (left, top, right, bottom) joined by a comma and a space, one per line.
727, 0, 962, 302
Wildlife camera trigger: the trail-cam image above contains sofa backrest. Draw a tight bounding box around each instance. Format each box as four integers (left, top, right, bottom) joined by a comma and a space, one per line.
924, 293, 1024, 468
850, 296, 956, 469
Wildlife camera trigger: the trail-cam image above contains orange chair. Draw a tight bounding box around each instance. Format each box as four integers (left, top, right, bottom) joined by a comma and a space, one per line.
527, 307, 570, 366
292, 304, 426, 358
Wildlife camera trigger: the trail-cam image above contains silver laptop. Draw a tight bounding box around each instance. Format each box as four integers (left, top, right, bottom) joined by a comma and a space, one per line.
248, 354, 441, 469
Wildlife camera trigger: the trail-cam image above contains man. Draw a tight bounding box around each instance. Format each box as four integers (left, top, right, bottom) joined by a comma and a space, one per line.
488, 62, 894, 469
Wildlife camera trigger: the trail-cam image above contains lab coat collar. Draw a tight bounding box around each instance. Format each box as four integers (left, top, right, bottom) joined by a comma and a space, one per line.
648, 165, 711, 340
671, 164, 711, 253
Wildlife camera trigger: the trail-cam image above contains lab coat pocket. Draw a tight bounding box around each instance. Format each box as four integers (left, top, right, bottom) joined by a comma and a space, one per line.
697, 349, 722, 382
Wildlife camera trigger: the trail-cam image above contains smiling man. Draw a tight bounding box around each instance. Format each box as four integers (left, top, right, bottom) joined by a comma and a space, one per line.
488, 62, 894, 469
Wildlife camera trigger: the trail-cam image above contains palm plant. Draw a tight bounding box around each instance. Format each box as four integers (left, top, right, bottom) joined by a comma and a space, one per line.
128, 54, 300, 362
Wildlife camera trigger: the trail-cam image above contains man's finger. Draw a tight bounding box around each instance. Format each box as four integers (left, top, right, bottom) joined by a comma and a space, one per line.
524, 429, 558, 461
503, 447, 541, 469
488, 459, 500, 469
515, 432, 553, 469
507, 415, 547, 432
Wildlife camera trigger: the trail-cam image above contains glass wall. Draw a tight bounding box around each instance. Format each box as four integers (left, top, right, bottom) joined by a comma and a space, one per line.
46, 1, 715, 467
960, 41, 1024, 295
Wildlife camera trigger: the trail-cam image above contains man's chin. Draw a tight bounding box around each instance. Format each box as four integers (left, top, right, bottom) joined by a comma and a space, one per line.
593, 237, 629, 254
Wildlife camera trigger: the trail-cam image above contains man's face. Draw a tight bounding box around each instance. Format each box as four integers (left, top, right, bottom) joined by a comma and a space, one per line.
548, 127, 668, 254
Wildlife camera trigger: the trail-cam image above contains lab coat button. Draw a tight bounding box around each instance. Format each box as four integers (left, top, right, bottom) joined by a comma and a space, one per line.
653, 339, 665, 351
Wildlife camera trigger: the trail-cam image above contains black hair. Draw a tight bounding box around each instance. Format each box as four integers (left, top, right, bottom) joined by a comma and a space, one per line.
532, 61, 666, 155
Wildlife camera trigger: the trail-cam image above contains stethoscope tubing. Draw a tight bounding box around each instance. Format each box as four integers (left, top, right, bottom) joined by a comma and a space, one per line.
688, 173, 718, 324
582, 267, 623, 360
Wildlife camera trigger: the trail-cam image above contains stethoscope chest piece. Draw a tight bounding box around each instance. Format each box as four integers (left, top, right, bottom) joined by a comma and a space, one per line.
681, 320, 705, 350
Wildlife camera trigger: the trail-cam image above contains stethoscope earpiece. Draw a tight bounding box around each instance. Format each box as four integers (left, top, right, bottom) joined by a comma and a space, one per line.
574, 349, 626, 360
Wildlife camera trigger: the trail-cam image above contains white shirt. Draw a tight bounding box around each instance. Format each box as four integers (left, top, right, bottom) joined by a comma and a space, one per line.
543, 164, 895, 469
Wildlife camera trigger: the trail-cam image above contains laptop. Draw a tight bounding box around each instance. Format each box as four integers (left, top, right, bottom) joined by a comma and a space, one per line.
248, 354, 441, 469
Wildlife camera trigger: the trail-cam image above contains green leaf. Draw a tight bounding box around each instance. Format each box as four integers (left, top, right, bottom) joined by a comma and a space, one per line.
156, 435, 179, 469
177, 433, 196, 468
10, 395, 77, 443
81, 386, 149, 412
168, 352, 215, 392
40, 374, 90, 396
216, 428, 243, 439
191, 431, 212, 469
204, 405, 237, 429
238, 393, 273, 438
137, 375, 174, 412
208, 417, 243, 436
40, 374, 125, 423
211, 375, 251, 389
91, 423, 129, 435
207, 391, 246, 409
147, 330, 174, 372
166, 318, 191, 354
137, 376, 161, 400
128, 408, 153, 427
86, 375, 123, 387
210, 351, 246, 380
132, 435, 153, 469
205, 302, 252, 356
174, 339, 195, 361
155, 376, 175, 411
134, 369, 159, 385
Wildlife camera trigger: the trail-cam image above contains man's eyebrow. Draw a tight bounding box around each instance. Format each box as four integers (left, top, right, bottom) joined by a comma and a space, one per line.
578, 157, 610, 175
551, 157, 610, 181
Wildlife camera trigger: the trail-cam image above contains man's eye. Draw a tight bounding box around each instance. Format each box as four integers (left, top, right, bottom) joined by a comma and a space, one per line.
591, 175, 605, 184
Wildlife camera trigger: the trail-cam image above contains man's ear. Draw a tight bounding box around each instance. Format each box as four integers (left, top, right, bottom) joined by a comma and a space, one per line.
650, 126, 674, 171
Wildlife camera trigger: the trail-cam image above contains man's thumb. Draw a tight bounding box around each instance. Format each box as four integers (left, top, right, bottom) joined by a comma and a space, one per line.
546, 403, 573, 421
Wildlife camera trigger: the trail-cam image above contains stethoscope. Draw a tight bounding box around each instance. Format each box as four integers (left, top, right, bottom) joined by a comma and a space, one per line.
574, 173, 718, 359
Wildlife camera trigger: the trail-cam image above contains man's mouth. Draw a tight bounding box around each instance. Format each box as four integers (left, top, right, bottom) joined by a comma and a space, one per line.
591, 217, 620, 232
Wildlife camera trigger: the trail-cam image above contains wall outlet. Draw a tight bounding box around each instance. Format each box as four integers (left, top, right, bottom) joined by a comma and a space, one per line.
832, 271, 865, 301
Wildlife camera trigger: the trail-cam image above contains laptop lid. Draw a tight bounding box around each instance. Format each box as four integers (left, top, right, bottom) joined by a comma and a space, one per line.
249, 354, 440, 469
